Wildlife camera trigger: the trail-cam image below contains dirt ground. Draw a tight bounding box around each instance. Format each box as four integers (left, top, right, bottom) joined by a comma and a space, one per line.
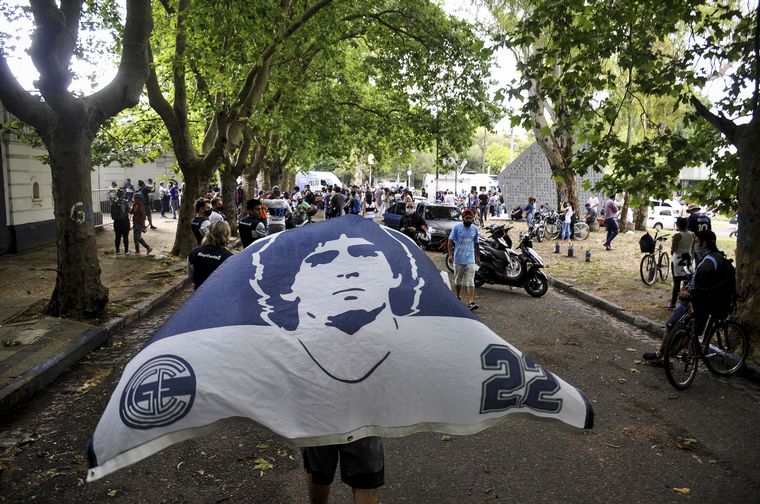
487, 219, 737, 325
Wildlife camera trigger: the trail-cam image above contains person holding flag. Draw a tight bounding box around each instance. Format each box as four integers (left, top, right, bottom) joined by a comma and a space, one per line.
86, 216, 593, 492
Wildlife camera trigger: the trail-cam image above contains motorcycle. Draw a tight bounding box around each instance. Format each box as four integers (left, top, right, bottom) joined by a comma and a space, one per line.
475, 226, 549, 297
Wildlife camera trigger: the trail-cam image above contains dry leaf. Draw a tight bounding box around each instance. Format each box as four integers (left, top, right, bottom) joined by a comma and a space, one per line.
633, 359, 643, 364
617, 378, 627, 384
176, 461, 184, 470
624, 348, 637, 352
673, 487, 690, 495
253, 457, 274, 472
628, 368, 639, 373
692, 454, 702, 464
440, 435, 452, 441
107, 489, 117, 497
197, 469, 205, 476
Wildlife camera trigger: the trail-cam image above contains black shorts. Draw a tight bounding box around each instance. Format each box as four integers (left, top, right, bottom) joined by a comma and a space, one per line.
302, 437, 384, 489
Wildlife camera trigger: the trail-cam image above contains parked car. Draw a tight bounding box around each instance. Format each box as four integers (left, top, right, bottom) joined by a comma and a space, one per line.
647, 206, 677, 230
383, 201, 461, 247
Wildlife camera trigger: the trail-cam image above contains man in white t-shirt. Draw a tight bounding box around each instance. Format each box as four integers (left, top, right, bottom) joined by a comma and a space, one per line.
587, 194, 600, 214
262, 186, 292, 235
443, 191, 456, 206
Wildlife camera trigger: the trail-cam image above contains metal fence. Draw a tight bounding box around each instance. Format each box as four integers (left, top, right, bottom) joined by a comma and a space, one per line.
92, 189, 114, 228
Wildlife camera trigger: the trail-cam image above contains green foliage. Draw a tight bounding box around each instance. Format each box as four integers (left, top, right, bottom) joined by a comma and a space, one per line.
488, 0, 747, 210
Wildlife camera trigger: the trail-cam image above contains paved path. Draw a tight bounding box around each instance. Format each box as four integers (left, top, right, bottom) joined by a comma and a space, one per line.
0, 251, 758, 503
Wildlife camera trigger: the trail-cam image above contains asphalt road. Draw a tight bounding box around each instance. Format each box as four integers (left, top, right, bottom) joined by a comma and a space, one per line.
1, 251, 758, 503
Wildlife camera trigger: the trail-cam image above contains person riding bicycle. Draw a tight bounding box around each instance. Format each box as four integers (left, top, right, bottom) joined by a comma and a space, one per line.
643, 230, 725, 366
399, 201, 428, 245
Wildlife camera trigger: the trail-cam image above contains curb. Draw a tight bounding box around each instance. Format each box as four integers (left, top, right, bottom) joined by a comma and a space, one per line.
0, 276, 191, 414
548, 277, 760, 384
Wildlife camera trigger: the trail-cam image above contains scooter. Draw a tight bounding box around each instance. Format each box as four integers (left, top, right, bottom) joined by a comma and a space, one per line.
475, 228, 549, 297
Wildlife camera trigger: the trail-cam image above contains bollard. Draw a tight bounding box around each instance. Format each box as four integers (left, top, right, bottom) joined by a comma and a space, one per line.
554, 243, 561, 254
585, 248, 591, 262
567, 244, 574, 257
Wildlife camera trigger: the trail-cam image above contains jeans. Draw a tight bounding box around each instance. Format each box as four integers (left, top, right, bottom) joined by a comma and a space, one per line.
604, 218, 619, 245
114, 219, 129, 252
170, 199, 179, 218
133, 225, 149, 252
561, 221, 572, 240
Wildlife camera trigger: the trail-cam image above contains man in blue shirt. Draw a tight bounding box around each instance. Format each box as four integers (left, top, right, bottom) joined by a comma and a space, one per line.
447, 209, 481, 310
523, 197, 536, 229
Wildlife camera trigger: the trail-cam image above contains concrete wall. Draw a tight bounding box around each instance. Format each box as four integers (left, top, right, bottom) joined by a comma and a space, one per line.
497, 142, 605, 210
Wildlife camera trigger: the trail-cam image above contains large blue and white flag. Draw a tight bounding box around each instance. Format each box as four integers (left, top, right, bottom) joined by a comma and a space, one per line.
87, 215, 593, 481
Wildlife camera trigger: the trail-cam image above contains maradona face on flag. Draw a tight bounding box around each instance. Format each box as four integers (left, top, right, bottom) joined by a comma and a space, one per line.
87, 215, 593, 481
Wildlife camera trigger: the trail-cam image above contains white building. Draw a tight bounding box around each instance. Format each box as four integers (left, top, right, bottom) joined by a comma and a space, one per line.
1, 108, 177, 253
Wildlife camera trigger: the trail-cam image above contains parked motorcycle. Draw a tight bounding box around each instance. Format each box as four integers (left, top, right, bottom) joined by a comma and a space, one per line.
476, 226, 549, 297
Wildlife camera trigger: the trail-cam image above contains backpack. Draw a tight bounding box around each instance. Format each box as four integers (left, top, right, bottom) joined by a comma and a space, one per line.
350, 197, 361, 214
111, 200, 128, 221
703, 254, 737, 316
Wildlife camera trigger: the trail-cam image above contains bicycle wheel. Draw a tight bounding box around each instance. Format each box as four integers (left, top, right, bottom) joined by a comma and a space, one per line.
664, 327, 699, 390
546, 222, 560, 240
658, 252, 670, 280
702, 320, 749, 376
574, 222, 590, 240
639, 254, 657, 285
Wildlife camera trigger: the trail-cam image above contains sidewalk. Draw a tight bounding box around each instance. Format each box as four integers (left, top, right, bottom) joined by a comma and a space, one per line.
0, 215, 189, 413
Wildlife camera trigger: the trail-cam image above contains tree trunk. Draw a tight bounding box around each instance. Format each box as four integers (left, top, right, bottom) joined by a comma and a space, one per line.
46, 130, 109, 318
620, 192, 630, 232
734, 120, 760, 362
220, 166, 239, 237
634, 203, 647, 231
171, 162, 209, 257
243, 165, 261, 199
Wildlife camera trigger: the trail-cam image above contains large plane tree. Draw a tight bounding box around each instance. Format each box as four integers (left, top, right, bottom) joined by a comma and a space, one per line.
0, 0, 152, 319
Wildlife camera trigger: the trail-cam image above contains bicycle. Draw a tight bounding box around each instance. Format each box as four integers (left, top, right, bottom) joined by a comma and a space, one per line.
573, 221, 589, 240
639, 230, 670, 285
663, 302, 749, 390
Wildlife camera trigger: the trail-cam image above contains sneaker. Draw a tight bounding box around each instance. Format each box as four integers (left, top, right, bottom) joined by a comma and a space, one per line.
115, 250, 120, 255
124, 250, 130, 255
642, 351, 660, 361
649, 357, 664, 367
469, 302, 479, 311
150, 226, 157, 230
604, 244, 611, 251
146, 247, 153, 255
134, 250, 141, 255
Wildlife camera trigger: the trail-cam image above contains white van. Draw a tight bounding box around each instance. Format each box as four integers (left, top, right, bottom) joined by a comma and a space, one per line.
295, 171, 343, 192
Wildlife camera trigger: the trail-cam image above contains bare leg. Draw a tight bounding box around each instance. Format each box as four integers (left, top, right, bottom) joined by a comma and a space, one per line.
305, 473, 330, 504
353, 488, 380, 504
467, 286, 476, 305
455, 284, 462, 300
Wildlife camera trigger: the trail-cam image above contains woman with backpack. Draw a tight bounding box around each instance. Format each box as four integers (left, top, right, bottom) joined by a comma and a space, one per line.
111, 189, 131, 255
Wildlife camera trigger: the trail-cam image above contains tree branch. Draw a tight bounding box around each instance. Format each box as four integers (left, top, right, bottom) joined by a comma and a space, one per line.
691, 96, 737, 144
0, 56, 52, 131
172, 0, 190, 132
88, 0, 153, 122
28, 0, 81, 111
235, 0, 333, 112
